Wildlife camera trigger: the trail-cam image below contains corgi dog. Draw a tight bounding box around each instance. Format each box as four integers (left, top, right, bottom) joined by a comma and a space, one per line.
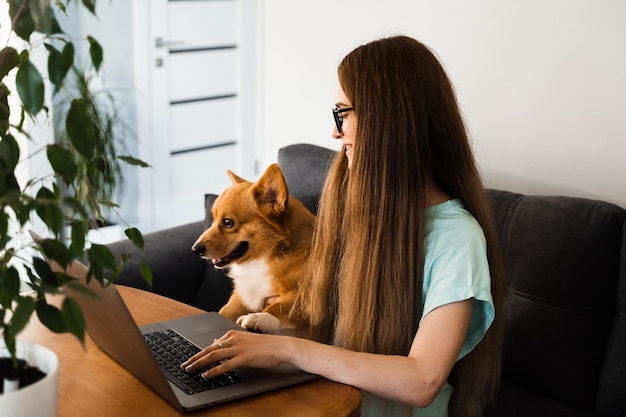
191, 163, 315, 335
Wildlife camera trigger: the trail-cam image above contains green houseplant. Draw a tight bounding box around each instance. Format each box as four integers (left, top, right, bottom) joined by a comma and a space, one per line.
0, 0, 151, 394
53, 63, 132, 231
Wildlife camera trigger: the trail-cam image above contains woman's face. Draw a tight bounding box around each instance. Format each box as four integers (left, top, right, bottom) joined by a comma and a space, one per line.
332, 85, 356, 169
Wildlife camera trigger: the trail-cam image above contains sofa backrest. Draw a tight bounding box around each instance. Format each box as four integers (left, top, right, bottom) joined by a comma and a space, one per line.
486, 189, 626, 413
277, 143, 626, 415
596, 222, 626, 416
277, 143, 336, 215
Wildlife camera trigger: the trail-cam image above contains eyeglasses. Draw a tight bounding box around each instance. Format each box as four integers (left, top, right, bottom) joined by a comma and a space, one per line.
332, 107, 353, 134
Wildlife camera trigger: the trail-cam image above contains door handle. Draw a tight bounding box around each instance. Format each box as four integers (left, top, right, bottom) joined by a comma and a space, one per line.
155, 37, 185, 48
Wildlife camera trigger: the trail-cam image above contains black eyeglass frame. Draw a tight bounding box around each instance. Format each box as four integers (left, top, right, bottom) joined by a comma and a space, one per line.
332, 107, 353, 134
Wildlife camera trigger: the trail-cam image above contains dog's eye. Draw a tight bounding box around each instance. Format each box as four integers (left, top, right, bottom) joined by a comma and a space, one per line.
222, 218, 234, 228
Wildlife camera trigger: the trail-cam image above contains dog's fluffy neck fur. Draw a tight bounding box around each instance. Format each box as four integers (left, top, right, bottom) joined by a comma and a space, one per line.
228, 258, 275, 311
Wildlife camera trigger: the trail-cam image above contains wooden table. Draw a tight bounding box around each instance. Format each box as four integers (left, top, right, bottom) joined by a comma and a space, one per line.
19, 286, 361, 417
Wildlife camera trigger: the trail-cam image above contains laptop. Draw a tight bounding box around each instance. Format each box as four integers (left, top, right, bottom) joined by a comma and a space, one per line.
29, 231, 316, 412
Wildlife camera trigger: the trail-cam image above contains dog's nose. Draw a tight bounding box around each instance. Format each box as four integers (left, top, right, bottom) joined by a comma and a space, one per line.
191, 243, 205, 257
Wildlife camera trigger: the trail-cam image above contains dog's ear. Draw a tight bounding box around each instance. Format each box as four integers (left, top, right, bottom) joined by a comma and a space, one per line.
227, 170, 247, 185
251, 163, 289, 218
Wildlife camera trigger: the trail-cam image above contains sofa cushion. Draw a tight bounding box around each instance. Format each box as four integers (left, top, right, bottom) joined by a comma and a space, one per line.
596, 223, 626, 416
485, 379, 603, 417
486, 189, 625, 408
277, 143, 336, 216
296, 195, 322, 216
203, 193, 218, 231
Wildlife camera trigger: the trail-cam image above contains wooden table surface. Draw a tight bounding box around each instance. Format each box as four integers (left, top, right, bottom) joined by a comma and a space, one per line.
19, 286, 361, 417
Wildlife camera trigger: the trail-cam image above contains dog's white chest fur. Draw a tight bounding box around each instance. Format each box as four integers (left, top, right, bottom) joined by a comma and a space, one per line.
228, 258, 274, 311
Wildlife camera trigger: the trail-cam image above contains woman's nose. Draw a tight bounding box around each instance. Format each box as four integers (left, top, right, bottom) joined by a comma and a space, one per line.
332, 125, 342, 139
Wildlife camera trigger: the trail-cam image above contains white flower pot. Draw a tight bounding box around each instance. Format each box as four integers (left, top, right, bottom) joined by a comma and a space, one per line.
0, 341, 59, 417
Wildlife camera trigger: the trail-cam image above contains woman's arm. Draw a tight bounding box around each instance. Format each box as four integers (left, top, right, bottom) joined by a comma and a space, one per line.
182, 298, 473, 408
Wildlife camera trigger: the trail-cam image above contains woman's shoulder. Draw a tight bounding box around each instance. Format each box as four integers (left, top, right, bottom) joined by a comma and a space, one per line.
426, 199, 484, 239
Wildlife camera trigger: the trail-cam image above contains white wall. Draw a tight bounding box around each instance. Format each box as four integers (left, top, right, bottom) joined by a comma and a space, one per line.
260, 0, 626, 208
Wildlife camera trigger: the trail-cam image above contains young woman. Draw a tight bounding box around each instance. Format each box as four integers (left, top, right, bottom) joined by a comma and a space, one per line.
182, 35, 505, 417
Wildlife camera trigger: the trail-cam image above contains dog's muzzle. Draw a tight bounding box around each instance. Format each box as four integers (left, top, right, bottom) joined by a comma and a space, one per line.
191, 242, 249, 269
191, 243, 207, 257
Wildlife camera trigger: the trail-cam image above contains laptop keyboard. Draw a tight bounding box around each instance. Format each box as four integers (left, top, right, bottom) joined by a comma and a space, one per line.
144, 329, 246, 395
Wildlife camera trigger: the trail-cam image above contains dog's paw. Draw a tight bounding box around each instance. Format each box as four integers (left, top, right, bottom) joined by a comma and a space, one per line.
236, 312, 281, 334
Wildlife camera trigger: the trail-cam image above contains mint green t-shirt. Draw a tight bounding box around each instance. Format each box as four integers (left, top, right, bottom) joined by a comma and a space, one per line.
361, 199, 495, 417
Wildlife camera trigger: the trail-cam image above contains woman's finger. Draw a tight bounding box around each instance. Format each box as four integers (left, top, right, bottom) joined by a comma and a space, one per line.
200, 354, 241, 379
181, 329, 242, 370
181, 339, 222, 371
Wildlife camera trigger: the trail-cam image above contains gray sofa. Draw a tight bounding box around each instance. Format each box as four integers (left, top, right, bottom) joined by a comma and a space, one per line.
109, 143, 626, 417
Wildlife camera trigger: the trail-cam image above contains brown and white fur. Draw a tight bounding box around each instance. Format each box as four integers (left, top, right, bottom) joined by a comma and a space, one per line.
191, 163, 315, 335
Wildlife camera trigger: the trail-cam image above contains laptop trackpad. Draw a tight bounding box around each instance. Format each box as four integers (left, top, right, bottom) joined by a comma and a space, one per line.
160, 312, 244, 349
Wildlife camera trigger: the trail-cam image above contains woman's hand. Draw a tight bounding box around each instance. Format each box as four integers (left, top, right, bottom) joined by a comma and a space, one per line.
180, 299, 473, 408
180, 330, 290, 379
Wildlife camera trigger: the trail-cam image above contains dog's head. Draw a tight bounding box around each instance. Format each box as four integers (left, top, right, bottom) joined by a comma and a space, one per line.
191, 163, 294, 269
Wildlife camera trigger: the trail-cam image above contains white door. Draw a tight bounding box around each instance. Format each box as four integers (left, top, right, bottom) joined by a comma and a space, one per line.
133, 0, 259, 232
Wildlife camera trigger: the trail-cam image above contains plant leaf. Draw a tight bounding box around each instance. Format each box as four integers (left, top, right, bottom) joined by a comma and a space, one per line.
87, 36, 103, 71
118, 155, 150, 168
81, 0, 97, 15
0, 266, 21, 309
62, 41, 75, 73
66, 99, 96, 158
0, 169, 20, 198
124, 227, 144, 250
54, 0, 67, 14
36, 301, 66, 333
47, 143, 78, 184
15, 194, 33, 225
35, 187, 63, 235
33, 256, 59, 286
62, 196, 88, 218
87, 244, 116, 283
8, 296, 37, 338
2, 331, 17, 367
45, 43, 66, 91
8, 0, 35, 41
98, 200, 120, 209
139, 262, 153, 288
0, 47, 20, 79
16, 58, 45, 115
0, 210, 8, 238
27, 0, 64, 35
69, 221, 87, 259
0, 133, 20, 171
40, 237, 70, 267
61, 297, 85, 345
0, 84, 10, 132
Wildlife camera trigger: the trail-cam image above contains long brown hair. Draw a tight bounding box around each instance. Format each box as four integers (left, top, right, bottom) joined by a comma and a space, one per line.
296, 35, 505, 417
